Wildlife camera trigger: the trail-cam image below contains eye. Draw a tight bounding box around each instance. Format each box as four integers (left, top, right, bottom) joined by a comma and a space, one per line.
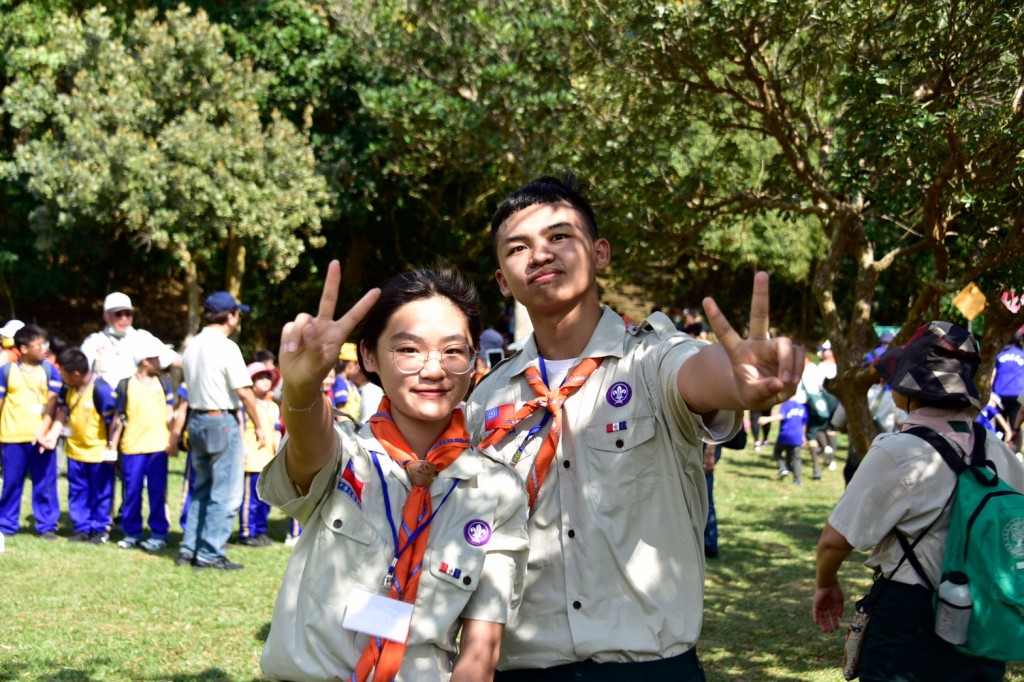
393, 345, 423, 356
506, 244, 527, 256
443, 344, 470, 358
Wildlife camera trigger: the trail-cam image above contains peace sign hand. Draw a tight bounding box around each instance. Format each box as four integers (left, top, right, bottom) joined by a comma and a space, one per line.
702, 271, 803, 412
278, 260, 380, 402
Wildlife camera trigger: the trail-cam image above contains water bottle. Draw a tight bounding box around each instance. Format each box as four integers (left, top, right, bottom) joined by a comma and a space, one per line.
935, 571, 972, 645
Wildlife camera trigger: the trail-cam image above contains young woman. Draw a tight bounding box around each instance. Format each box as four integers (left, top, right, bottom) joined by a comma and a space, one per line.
260, 261, 528, 682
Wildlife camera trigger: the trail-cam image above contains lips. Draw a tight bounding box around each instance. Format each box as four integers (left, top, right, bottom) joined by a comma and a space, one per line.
528, 268, 561, 285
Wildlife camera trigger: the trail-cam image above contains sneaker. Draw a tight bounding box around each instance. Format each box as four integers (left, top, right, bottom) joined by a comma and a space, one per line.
828, 461, 837, 471
67, 531, 89, 543
238, 535, 260, 546
793, 478, 802, 485
284, 535, 300, 547
175, 551, 195, 567
117, 536, 141, 549
140, 538, 167, 552
39, 531, 58, 541
89, 532, 109, 544
192, 556, 244, 571
775, 469, 790, 480
254, 534, 273, 547
812, 469, 822, 480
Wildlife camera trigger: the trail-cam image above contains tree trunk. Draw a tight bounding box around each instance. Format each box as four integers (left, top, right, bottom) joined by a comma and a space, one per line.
225, 237, 246, 299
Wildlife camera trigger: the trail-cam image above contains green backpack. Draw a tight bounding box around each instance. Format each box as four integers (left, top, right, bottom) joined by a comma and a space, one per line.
901, 424, 1024, 661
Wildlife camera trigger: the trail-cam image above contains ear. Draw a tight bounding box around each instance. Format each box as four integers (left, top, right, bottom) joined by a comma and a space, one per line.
495, 269, 512, 297
594, 238, 611, 270
360, 340, 378, 373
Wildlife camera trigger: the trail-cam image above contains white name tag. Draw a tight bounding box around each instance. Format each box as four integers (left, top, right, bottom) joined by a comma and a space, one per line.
61, 427, 72, 438
102, 449, 119, 462
32, 404, 45, 415
342, 585, 414, 643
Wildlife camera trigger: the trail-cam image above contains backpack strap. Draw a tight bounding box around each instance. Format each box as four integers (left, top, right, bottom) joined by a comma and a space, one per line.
889, 425, 978, 591
116, 377, 130, 419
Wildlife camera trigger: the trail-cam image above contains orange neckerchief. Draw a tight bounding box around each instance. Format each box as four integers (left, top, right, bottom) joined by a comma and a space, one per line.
352, 397, 471, 682
479, 357, 601, 509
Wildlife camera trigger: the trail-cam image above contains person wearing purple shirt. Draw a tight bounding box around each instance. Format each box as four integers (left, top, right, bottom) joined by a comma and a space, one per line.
759, 398, 808, 484
993, 331, 1024, 428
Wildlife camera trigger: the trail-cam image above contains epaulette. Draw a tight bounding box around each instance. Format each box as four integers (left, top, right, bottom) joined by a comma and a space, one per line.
632, 311, 678, 337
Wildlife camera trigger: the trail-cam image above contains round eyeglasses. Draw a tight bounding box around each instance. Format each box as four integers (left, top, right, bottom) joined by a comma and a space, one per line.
382, 343, 477, 375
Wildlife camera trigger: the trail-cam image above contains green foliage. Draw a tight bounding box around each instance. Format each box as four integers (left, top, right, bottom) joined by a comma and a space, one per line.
1, 5, 329, 296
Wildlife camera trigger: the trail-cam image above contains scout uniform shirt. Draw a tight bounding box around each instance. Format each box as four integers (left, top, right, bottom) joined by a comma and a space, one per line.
116, 375, 173, 455
60, 378, 116, 462
465, 307, 740, 670
258, 418, 529, 682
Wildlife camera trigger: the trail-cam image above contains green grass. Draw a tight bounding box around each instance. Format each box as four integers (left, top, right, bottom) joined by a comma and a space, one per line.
1, 443, 1021, 680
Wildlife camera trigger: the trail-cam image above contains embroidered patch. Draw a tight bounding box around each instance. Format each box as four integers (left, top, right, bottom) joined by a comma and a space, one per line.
464, 519, 492, 546
438, 561, 462, 579
485, 403, 515, 432
606, 381, 632, 407
605, 421, 628, 433
338, 459, 364, 504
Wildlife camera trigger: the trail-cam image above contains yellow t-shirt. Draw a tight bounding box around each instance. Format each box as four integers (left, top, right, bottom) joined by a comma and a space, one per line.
117, 374, 172, 455
0, 361, 61, 444
63, 378, 116, 463
243, 398, 280, 473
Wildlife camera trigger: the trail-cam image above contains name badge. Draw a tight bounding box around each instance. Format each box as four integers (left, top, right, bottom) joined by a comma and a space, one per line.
61, 427, 73, 438
102, 449, 119, 462
33, 404, 45, 415
342, 585, 414, 643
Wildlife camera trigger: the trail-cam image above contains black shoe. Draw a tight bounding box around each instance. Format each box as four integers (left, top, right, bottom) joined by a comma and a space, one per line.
238, 536, 259, 546
39, 531, 58, 541
254, 534, 273, 547
68, 531, 89, 543
175, 552, 195, 567
88, 532, 110, 544
192, 556, 244, 571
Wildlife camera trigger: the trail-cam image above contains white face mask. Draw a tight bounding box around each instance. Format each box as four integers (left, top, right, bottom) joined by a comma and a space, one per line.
106, 326, 127, 339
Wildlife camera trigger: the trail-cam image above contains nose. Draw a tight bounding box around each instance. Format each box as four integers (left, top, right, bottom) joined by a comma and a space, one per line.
418, 352, 447, 377
529, 241, 555, 266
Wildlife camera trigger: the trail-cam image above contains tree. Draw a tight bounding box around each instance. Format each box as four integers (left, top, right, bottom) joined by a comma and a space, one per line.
571, 0, 1024, 455
1, 5, 329, 337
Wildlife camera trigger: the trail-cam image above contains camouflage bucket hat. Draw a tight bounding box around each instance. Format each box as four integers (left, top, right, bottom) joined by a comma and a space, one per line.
873, 321, 981, 410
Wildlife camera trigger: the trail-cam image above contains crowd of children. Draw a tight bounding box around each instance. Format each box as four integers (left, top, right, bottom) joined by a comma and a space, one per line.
0, 314, 384, 552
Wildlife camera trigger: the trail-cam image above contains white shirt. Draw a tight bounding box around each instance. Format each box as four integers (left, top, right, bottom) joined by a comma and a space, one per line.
357, 381, 385, 423
81, 327, 178, 385
181, 327, 251, 410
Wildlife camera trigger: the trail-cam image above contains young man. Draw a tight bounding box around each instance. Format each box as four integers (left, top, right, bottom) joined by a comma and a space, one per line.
179, 291, 268, 570
0, 324, 63, 538
465, 174, 802, 680
47, 348, 117, 543
110, 336, 175, 551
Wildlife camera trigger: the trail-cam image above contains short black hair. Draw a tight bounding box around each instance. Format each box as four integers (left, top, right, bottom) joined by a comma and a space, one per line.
357, 264, 482, 388
253, 349, 277, 364
202, 310, 233, 326
14, 323, 46, 349
490, 172, 598, 259
58, 348, 90, 374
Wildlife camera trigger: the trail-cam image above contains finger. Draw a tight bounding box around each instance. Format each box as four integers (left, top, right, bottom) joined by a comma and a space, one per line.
316, 260, 342, 320
702, 295, 743, 355
748, 271, 770, 340
280, 317, 308, 355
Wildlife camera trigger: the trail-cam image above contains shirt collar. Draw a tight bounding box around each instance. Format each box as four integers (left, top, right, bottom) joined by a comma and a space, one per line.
503, 306, 626, 378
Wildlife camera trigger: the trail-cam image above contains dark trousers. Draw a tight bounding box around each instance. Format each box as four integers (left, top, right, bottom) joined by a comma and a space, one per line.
859, 578, 1004, 682
495, 648, 705, 682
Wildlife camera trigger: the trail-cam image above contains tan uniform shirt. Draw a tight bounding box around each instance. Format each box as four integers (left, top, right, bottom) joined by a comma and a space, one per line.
465, 308, 739, 669
830, 408, 1024, 587
259, 418, 529, 682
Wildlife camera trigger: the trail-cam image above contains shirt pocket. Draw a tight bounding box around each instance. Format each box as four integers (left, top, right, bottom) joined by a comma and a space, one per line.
416, 545, 486, 641
584, 414, 658, 509
311, 489, 384, 605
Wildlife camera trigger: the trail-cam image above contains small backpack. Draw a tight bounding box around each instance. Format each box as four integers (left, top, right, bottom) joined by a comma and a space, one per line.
900, 424, 1024, 661
115, 374, 172, 424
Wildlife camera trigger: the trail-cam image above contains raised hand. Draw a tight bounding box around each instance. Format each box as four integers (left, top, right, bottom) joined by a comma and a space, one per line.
278, 260, 380, 403
702, 271, 803, 412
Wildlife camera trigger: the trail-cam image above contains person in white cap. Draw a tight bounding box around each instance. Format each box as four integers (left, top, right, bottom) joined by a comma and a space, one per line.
80, 292, 179, 386
0, 320, 25, 367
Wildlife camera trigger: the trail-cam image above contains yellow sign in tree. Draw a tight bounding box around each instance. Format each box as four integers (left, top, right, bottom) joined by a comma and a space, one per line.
953, 283, 987, 321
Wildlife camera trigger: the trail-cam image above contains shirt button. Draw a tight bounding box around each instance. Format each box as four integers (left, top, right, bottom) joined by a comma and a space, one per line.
463, 576, 472, 586
563, 460, 571, 469
567, 529, 575, 539
615, 439, 624, 448
572, 600, 582, 610
332, 519, 343, 529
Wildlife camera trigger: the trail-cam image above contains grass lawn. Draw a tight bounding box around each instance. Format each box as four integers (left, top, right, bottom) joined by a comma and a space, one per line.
1, 441, 1021, 680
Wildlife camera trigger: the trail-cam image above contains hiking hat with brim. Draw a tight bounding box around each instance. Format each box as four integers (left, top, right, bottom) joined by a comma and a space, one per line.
873, 321, 981, 410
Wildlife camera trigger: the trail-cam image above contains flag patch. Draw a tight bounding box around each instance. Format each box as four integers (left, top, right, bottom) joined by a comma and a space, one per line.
485, 403, 515, 431
338, 459, 364, 504
438, 562, 462, 579
605, 421, 628, 433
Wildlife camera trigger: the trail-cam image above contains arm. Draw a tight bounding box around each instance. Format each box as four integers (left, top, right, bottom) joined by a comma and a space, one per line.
278, 260, 380, 494
702, 442, 717, 474
451, 620, 504, 682
38, 405, 66, 450
813, 522, 855, 633
236, 386, 267, 450
34, 392, 59, 447
677, 272, 803, 415
168, 397, 188, 456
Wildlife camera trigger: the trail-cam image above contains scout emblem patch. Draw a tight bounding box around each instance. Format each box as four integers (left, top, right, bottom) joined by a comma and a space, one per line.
607, 381, 632, 407
464, 519, 492, 546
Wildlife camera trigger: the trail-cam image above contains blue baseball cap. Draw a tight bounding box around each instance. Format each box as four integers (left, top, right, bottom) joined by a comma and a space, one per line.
204, 291, 251, 313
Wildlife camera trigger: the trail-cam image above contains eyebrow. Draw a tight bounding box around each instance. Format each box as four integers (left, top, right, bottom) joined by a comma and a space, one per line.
499, 221, 577, 248
387, 331, 470, 345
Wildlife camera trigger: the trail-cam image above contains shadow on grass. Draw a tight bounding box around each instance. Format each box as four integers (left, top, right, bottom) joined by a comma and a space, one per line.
0, 661, 260, 682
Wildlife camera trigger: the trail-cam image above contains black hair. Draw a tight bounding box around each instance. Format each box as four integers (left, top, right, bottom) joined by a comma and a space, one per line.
253, 349, 277, 364
489, 171, 599, 259
14, 323, 46, 349
202, 310, 233, 326
58, 348, 90, 374
357, 264, 483, 388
